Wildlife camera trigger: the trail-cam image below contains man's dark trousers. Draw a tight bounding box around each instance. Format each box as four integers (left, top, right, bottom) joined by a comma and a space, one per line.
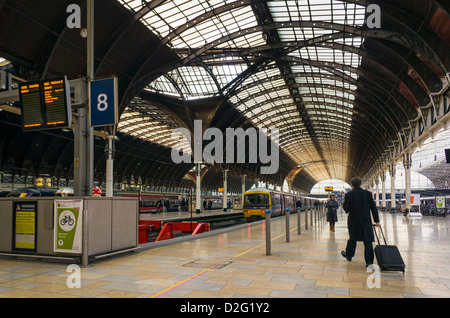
345, 239, 374, 265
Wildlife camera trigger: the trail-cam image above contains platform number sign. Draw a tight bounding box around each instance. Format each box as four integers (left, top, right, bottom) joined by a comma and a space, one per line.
89, 77, 118, 127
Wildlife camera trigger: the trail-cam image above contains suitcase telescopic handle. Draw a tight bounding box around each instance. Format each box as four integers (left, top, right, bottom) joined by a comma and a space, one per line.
372, 224, 387, 245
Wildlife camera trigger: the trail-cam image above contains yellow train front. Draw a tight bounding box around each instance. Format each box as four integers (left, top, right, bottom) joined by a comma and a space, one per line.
243, 187, 311, 222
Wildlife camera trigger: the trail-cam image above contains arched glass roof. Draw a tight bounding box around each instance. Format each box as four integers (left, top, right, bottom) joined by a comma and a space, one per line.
0, 0, 448, 194
115, 0, 450, 190
117, 0, 373, 184
117, 97, 191, 153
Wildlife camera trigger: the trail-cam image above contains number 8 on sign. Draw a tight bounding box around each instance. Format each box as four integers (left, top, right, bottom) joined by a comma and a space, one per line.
97, 93, 108, 111
89, 77, 118, 127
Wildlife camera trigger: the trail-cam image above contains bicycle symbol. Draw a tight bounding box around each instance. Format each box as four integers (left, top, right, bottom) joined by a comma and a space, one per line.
60, 215, 74, 226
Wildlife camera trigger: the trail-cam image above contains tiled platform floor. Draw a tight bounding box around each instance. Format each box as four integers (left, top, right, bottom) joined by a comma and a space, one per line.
1, 209, 450, 298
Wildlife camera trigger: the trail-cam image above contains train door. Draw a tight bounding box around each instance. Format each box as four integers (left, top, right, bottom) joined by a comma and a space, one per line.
271, 193, 282, 216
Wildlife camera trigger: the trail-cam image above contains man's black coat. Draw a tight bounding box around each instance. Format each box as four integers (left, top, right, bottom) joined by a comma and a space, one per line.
343, 187, 380, 242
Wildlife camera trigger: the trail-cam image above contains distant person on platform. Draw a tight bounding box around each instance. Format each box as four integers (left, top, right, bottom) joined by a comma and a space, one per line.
326, 195, 339, 231
296, 199, 302, 211
341, 177, 381, 267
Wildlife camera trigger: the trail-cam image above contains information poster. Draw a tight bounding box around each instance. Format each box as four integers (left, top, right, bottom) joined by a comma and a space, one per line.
410, 194, 421, 206
13, 201, 37, 251
54, 199, 83, 254
436, 197, 445, 209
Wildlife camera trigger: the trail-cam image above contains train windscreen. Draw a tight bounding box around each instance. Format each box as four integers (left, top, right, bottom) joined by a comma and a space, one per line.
243, 193, 269, 209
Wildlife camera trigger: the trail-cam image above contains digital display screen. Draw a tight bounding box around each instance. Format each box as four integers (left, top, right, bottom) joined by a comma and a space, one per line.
19, 76, 71, 131
43, 78, 69, 127
19, 80, 44, 129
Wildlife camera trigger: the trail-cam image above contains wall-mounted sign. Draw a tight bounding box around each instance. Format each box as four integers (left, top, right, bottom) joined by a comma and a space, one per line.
436, 197, 445, 209
325, 187, 333, 192
54, 199, 83, 254
13, 201, 37, 251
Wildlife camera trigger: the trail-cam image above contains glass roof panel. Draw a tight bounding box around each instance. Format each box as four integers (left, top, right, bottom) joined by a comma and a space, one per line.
117, 0, 374, 181
117, 103, 192, 154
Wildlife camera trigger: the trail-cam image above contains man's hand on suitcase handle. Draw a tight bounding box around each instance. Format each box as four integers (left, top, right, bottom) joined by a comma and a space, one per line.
374, 222, 381, 227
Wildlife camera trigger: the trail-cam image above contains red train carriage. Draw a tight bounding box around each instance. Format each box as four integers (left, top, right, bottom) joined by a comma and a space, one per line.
119, 192, 184, 213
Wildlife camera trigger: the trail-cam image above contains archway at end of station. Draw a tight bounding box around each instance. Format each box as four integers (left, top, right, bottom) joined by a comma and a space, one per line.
311, 179, 351, 196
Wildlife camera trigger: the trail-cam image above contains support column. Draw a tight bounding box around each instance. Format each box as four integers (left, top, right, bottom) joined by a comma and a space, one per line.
375, 177, 379, 207
75, 0, 94, 197
389, 164, 396, 211
105, 134, 115, 197
241, 175, 246, 208
196, 163, 201, 214
223, 169, 228, 212
403, 153, 412, 213
381, 171, 386, 210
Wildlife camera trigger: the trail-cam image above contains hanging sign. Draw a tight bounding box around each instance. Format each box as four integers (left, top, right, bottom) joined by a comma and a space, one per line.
89, 77, 118, 127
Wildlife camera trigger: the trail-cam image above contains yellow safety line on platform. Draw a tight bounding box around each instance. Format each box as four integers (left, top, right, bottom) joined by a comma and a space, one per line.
150, 223, 300, 298
150, 266, 218, 298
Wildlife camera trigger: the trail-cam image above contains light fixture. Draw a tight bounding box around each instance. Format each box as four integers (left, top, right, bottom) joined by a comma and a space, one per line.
80, 27, 88, 38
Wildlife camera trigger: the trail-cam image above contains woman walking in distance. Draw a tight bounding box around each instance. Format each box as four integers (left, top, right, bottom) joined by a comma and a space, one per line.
326, 195, 339, 231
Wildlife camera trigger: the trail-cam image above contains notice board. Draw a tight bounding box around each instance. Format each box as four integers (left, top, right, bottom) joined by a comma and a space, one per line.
12, 201, 37, 251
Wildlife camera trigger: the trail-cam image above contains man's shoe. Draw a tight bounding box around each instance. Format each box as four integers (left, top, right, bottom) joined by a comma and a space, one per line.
341, 251, 352, 262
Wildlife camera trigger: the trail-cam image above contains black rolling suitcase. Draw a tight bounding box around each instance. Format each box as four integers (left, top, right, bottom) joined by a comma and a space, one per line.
373, 225, 405, 273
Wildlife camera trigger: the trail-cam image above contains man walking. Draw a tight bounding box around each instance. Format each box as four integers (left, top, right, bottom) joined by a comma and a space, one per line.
341, 177, 381, 267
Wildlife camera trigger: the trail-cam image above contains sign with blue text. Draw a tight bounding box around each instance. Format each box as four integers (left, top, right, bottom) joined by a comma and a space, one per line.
89, 77, 118, 127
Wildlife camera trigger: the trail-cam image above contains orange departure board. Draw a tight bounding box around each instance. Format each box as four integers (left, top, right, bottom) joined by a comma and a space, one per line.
19, 80, 44, 129
19, 76, 71, 131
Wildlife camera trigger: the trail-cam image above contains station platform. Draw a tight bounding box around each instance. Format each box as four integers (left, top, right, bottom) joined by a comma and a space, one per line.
1, 210, 450, 299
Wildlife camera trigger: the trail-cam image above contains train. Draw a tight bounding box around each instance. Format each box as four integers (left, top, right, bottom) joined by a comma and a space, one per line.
118, 192, 187, 213
3, 187, 73, 197
242, 187, 324, 222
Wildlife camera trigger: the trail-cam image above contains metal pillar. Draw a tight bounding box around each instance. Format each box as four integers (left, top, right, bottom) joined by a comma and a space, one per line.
196, 163, 201, 214
74, 0, 94, 196
389, 164, 396, 211
223, 169, 228, 212
241, 175, 246, 208
105, 134, 115, 197
403, 153, 412, 212
285, 208, 290, 242
375, 177, 379, 207
265, 210, 271, 255
381, 171, 386, 209
305, 208, 308, 229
